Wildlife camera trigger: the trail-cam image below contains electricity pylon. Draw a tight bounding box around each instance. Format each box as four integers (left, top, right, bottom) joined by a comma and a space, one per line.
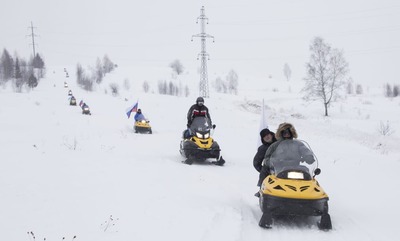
191, 6, 214, 98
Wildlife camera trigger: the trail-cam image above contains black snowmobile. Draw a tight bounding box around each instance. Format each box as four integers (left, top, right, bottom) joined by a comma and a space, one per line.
69, 96, 76, 106
82, 105, 91, 115
257, 140, 332, 230
179, 116, 225, 165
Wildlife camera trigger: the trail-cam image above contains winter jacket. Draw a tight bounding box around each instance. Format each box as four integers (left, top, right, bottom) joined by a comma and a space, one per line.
187, 104, 211, 126
134, 113, 146, 122
253, 144, 271, 172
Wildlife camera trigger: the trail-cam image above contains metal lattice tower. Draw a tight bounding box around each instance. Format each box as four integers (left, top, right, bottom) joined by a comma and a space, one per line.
27, 22, 38, 58
191, 6, 214, 98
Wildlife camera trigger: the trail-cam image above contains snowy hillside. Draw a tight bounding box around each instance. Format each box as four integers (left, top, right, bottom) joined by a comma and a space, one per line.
1, 65, 400, 241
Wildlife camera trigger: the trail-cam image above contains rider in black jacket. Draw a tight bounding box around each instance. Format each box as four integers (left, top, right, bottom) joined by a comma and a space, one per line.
253, 128, 276, 196
187, 97, 212, 128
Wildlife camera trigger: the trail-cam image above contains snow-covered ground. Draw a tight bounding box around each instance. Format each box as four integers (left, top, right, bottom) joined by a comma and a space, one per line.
1, 65, 399, 241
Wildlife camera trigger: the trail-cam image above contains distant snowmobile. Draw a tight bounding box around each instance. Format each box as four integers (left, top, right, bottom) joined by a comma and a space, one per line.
69, 96, 76, 106
81, 103, 91, 115
134, 120, 152, 134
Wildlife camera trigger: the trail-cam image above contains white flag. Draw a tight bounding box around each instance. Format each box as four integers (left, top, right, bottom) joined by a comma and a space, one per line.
257, 99, 269, 148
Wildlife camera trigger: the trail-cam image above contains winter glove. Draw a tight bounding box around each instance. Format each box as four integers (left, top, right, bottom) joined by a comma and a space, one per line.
212, 124, 216, 129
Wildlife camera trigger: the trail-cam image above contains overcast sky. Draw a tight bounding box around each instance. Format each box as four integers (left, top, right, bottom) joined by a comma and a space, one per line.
1, 0, 399, 87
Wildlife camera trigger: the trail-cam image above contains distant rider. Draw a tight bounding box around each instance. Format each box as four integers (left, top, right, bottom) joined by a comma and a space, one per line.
134, 109, 146, 122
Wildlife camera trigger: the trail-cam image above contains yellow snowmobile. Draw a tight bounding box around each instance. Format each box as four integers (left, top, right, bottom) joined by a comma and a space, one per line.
134, 120, 152, 134
258, 140, 332, 230
180, 116, 225, 165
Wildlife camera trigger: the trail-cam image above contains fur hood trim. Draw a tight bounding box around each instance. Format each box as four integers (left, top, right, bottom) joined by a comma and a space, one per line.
275, 122, 298, 140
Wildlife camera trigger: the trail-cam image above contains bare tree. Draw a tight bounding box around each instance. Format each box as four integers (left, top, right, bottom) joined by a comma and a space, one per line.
109, 83, 119, 96
95, 57, 103, 83
13, 58, 24, 92
169, 59, 184, 75
346, 81, 353, 95
393, 85, 399, 97
102, 55, 115, 74
1, 49, 13, 82
214, 76, 225, 93
355, 84, 363, 95
226, 70, 239, 95
184, 85, 190, 97
143, 80, 150, 93
378, 121, 394, 136
123, 78, 131, 90
76, 63, 93, 91
303, 37, 349, 116
28, 74, 38, 89
283, 63, 292, 81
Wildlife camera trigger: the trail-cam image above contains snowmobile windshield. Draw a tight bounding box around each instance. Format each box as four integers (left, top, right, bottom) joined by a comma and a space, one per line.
190, 116, 212, 134
269, 140, 317, 178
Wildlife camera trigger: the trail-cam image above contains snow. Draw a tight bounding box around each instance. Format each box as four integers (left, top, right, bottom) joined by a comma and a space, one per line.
1, 64, 400, 241
2, 0, 400, 240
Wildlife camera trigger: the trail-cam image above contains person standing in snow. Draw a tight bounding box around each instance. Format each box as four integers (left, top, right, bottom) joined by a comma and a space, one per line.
253, 128, 277, 197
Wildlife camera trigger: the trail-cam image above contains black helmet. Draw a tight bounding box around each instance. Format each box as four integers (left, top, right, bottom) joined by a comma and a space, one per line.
137, 109, 142, 113
196, 97, 204, 106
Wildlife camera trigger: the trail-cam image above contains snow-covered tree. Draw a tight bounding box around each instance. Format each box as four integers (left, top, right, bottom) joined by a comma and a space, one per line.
303, 37, 349, 116
169, 59, 184, 75
28, 74, 38, 89
102, 55, 115, 74
226, 69, 239, 95
283, 63, 291, 81
1, 49, 13, 82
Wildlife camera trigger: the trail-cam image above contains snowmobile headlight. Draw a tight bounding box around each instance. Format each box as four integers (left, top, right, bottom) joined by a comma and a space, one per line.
204, 133, 210, 139
84, 107, 89, 111
196, 132, 203, 138
287, 172, 304, 179
141, 120, 146, 123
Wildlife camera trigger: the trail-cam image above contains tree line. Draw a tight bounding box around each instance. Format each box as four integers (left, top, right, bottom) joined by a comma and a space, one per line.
0, 48, 45, 92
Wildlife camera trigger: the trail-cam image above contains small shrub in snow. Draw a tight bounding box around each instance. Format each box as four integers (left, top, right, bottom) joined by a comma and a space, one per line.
378, 121, 394, 136
109, 83, 119, 96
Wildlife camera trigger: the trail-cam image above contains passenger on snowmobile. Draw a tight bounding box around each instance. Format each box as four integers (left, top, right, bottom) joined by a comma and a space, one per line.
253, 128, 277, 197
184, 97, 213, 138
134, 109, 146, 122
258, 123, 315, 186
